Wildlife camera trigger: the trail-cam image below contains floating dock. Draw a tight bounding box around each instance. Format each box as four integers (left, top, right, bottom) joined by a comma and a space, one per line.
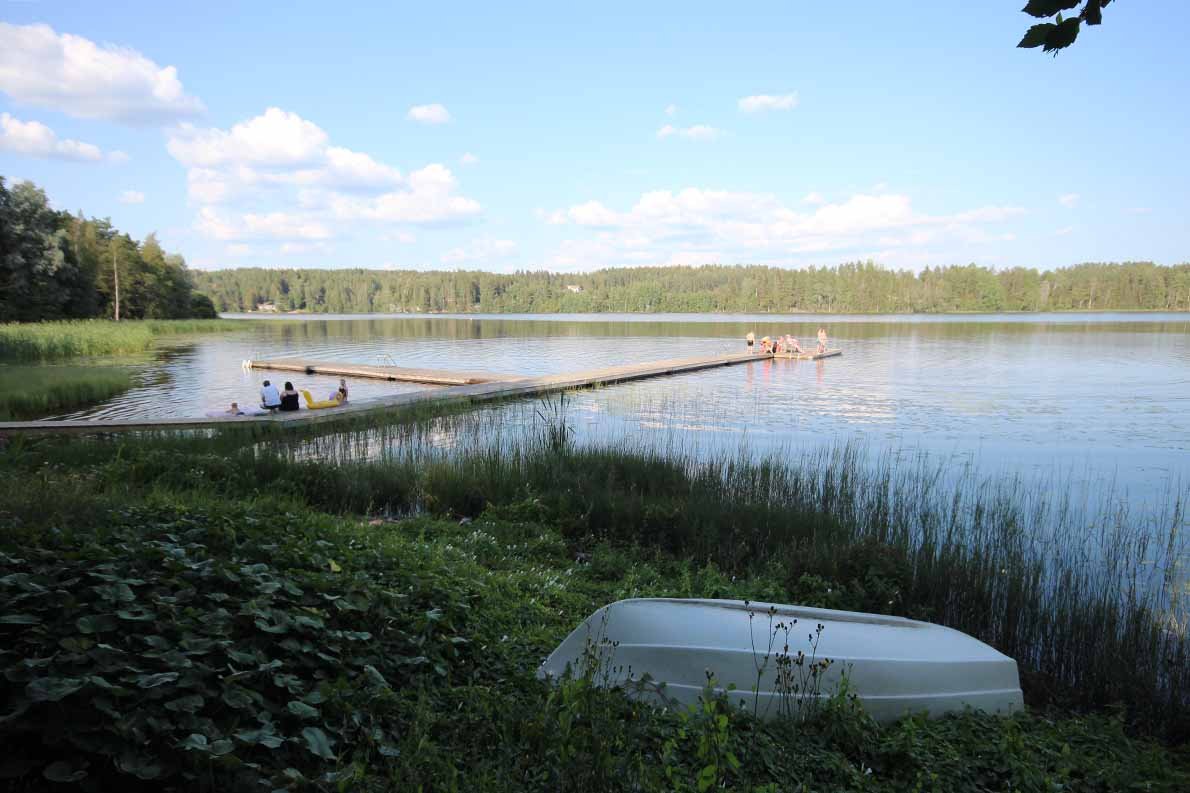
771, 349, 842, 360
247, 358, 521, 386
0, 349, 839, 435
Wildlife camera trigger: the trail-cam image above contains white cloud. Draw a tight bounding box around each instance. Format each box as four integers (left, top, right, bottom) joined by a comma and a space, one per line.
541, 186, 1024, 270
108, 150, 129, 164
0, 112, 102, 161
738, 93, 798, 113
665, 104, 678, 116
656, 124, 720, 141
460, 152, 479, 165
328, 165, 482, 225
1058, 193, 1080, 208
168, 107, 328, 169
802, 191, 826, 205
440, 238, 517, 265
168, 107, 481, 242
119, 190, 145, 204
0, 22, 203, 124
197, 207, 331, 242
407, 103, 451, 124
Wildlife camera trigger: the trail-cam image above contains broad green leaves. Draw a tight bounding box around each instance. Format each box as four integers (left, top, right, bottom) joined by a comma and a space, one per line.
1018, 1, 1114, 54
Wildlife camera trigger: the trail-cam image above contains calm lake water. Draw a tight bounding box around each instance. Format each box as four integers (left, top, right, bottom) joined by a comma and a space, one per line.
43, 312, 1190, 509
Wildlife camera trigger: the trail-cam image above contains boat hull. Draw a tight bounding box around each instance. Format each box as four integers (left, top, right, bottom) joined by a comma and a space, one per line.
538, 599, 1023, 722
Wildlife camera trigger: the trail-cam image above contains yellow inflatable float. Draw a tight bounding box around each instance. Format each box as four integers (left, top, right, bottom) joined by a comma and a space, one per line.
301, 390, 343, 410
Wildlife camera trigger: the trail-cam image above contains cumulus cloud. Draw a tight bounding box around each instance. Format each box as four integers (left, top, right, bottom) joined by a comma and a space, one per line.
108, 150, 130, 164
167, 108, 482, 244
0, 22, 203, 124
1058, 193, 1080, 208
541, 186, 1023, 270
738, 93, 798, 112
119, 190, 145, 204
196, 207, 332, 242
460, 152, 479, 165
665, 104, 678, 116
440, 237, 517, 265
0, 112, 102, 161
407, 103, 451, 124
802, 191, 826, 205
656, 124, 720, 141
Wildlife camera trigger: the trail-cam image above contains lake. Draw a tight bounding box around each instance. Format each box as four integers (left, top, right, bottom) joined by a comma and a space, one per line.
42, 312, 1190, 510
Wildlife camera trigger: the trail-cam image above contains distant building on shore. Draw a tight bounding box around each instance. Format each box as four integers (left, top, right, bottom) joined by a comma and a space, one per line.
255, 302, 277, 313
565, 284, 584, 294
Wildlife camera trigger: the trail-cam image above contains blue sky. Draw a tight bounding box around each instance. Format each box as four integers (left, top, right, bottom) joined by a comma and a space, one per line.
1, 1, 1187, 273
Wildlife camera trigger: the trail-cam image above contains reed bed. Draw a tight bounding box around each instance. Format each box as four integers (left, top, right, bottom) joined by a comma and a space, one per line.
0, 365, 136, 420
4, 398, 1187, 738
0, 319, 247, 361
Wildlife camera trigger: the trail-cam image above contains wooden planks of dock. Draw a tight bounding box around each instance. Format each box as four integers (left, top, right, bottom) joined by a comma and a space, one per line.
0, 349, 839, 435
247, 357, 522, 386
771, 349, 843, 360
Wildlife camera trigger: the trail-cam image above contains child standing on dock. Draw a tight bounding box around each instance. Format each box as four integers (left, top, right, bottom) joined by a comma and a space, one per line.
745, 332, 755, 353
816, 326, 828, 354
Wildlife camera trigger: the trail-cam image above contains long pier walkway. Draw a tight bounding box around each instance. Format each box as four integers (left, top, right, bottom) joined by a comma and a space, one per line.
248, 358, 522, 386
0, 350, 795, 435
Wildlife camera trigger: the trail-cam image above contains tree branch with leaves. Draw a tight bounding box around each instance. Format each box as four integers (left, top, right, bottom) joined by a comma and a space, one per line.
1018, 0, 1115, 54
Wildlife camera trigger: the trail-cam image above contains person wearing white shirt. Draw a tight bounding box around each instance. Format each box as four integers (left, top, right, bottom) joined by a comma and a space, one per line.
260, 380, 281, 410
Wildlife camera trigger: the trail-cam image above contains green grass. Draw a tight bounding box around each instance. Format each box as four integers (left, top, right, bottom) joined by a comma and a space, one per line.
0, 490, 1187, 791
0, 365, 136, 419
0, 319, 247, 362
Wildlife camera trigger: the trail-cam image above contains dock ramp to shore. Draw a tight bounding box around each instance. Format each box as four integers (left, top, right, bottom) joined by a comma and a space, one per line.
0, 349, 838, 435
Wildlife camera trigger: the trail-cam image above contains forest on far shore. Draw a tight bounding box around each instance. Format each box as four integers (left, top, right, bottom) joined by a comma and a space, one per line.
194, 260, 1190, 315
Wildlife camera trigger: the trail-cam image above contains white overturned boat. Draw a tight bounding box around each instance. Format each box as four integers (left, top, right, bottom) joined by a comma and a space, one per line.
538, 599, 1023, 723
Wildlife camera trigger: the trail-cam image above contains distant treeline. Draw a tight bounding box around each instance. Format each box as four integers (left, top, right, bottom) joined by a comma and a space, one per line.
193, 261, 1190, 315
0, 177, 216, 323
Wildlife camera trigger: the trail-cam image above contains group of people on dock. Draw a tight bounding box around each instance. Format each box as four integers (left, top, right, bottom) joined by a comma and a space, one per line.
746, 326, 828, 355
220, 378, 350, 415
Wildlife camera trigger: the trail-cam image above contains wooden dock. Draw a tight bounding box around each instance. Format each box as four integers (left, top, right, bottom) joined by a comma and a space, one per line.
0, 349, 838, 435
772, 349, 843, 360
248, 358, 521, 386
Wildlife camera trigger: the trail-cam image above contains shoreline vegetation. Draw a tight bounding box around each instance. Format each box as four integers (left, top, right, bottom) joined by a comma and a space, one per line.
0, 417, 1186, 791
0, 319, 248, 363
0, 365, 136, 420
193, 261, 1190, 315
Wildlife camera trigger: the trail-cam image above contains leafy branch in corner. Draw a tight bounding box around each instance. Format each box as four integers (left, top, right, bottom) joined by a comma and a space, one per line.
1018, 0, 1114, 55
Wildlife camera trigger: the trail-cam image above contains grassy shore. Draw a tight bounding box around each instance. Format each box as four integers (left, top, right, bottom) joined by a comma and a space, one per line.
0, 365, 136, 420
0, 423, 1186, 791
0, 319, 246, 362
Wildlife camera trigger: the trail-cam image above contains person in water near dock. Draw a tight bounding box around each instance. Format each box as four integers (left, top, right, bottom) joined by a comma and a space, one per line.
816, 326, 828, 354
226, 402, 244, 415
279, 381, 301, 411
745, 332, 755, 352
260, 380, 281, 411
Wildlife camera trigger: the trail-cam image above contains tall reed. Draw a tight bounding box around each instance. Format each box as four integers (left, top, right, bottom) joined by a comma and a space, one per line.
0, 319, 247, 361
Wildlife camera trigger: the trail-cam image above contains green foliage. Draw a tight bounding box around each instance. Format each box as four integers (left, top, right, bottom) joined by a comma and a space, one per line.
192, 259, 1190, 315
1019, 1, 1114, 54
0, 177, 215, 323
0, 365, 135, 419
0, 319, 246, 362
0, 487, 1186, 791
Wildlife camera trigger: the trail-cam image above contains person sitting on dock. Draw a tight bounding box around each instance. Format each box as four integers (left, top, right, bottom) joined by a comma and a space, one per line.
279, 381, 301, 412
335, 378, 349, 403
816, 326, 828, 354
260, 380, 281, 411
785, 335, 803, 354
745, 332, 755, 353
760, 336, 773, 354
